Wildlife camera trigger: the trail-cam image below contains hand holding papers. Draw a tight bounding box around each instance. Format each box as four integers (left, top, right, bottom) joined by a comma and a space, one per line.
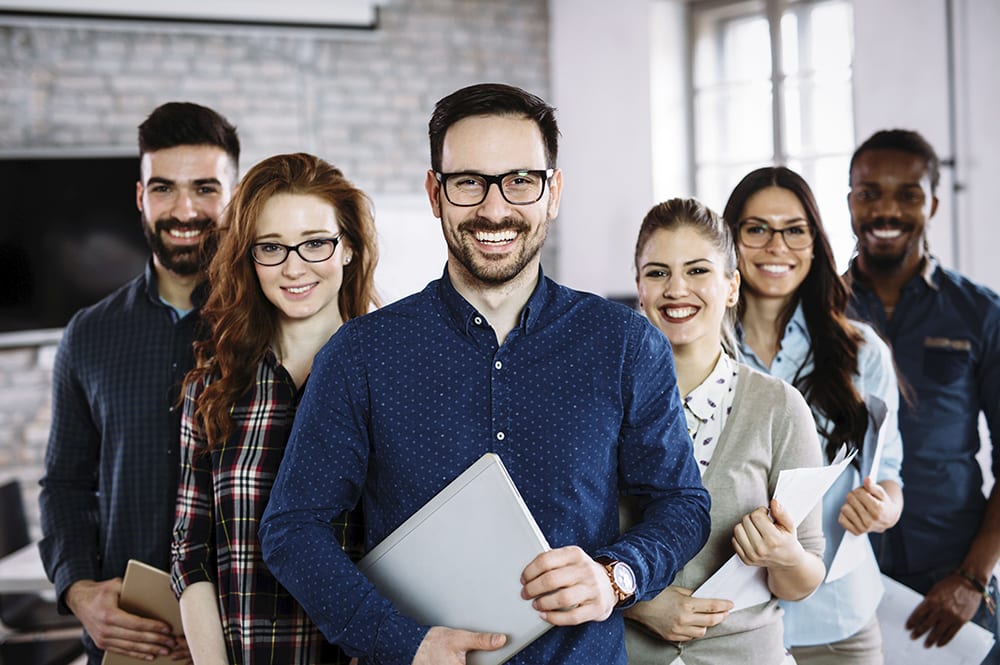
877, 574, 994, 665
693, 448, 857, 611
826, 395, 889, 582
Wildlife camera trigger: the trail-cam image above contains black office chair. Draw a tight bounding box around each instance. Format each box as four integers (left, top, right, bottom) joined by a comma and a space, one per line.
0, 479, 84, 665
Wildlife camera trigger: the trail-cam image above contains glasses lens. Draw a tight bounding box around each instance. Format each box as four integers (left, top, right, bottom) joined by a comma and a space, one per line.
252, 243, 288, 265
500, 171, 545, 204
782, 226, 813, 249
444, 174, 487, 206
299, 238, 338, 262
739, 223, 771, 248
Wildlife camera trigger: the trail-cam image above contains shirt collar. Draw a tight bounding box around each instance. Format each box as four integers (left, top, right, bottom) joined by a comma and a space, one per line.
142, 258, 161, 304
684, 351, 735, 423
788, 301, 809, 337
437, 264, 550, 337
141, 257, 209, 310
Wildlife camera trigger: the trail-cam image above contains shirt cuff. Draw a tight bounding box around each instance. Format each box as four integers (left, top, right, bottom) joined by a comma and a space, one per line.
370, 611, 429, 665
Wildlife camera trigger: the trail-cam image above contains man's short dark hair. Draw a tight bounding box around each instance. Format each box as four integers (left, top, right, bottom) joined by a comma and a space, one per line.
138, 102, 240, 170
428, 83, 560, 172
850, 129, 940, 194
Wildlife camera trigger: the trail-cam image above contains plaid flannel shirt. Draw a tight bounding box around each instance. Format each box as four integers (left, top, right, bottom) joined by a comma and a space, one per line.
171, 349, 362, 665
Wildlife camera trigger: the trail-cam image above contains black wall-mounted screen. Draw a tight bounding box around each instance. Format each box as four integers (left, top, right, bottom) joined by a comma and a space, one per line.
0, 155, 148, 332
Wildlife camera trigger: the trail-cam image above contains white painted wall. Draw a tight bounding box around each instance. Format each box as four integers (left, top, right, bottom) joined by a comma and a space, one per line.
549, 0, 688, 300
955, 0, 1000, 290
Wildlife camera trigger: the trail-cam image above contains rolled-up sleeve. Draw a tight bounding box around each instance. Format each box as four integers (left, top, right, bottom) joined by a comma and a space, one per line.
170, 379, 217, 597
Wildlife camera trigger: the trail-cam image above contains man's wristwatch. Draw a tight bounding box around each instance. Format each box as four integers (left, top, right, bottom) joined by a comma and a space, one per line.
595, 556, 636, 606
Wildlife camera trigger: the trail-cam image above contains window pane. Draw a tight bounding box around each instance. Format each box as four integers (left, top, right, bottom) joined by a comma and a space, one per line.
787, 155, 855, 272
692, 0, 766, 88
808, 2, 853, 71
695, 83, 774, 164
783, 75, 853, 156
697, 163, 765, 214
781, 12, 799, 76
810, 156, 855, 273
721, 16, 771, 83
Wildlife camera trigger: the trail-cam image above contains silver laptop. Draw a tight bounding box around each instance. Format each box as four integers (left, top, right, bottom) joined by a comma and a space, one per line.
358, 452, 553, 665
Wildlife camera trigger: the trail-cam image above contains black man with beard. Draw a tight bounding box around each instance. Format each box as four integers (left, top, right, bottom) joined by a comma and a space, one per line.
845, 129, 1000, 664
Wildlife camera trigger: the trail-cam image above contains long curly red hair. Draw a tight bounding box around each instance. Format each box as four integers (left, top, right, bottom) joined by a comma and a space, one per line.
186, 152, 380, 449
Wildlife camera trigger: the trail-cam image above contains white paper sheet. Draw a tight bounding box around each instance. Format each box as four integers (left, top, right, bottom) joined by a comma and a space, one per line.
878, 574, 994, 665
692, 449, 857, 610
826, 395, 889, 582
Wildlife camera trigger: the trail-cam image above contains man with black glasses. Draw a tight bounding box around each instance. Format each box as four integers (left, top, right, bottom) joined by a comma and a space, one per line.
39, 102, 239, 664
260, 83, 710, 665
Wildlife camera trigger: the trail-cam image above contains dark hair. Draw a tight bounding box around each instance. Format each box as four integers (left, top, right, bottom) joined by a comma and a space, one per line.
850, 129, 940, 195
723, 166, 867, 462
186, 152, 379, 448
635, 198, 739, 357
428, 83, 560, 172
138, 101, 240, 173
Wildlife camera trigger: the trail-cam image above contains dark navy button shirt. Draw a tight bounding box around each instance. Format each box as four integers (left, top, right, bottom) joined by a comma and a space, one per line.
261, 268, 710, 665
847, 257, 1000, 574
39, 260, 204, 657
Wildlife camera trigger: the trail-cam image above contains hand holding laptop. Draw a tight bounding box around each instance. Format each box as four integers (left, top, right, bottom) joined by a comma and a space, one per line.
520, 546, 619, 625
410, 544, 618, 664
413, 628, 508, 665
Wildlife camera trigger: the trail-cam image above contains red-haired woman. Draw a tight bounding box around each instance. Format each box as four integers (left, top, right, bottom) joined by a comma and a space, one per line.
170, 153, 379, 664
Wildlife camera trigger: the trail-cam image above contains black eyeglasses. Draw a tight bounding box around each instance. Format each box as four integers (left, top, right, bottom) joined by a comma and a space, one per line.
250, 235, 341, 266
738, 221, 814, 250
435, 169, 554, 207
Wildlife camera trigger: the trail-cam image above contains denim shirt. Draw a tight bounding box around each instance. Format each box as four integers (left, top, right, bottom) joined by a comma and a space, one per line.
260, 267, 711, 665
738, 303, 904, 645
847, 257, 1000, 576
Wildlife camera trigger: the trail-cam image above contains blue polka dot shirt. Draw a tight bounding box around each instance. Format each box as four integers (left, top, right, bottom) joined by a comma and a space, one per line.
260, 267, 710, 665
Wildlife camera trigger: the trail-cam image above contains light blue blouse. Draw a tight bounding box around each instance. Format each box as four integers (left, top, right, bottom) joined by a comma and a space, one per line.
738, 303, 904, 646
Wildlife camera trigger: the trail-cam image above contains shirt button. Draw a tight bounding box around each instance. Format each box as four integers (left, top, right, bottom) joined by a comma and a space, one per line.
474, 316, 483, 325
496, 431, 505, 441
494, 361, 502, 370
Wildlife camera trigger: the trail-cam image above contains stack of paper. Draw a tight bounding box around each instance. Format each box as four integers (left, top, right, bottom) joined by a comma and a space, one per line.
693, 448, 857, 610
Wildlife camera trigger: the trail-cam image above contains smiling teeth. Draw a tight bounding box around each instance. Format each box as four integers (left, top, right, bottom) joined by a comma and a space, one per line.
872, 229, 902, 239
286, 285, 312, 294
476, 231, 517, 243
760, 264, 791, 274
664, 307, 697, 318
169, 229, 201, 239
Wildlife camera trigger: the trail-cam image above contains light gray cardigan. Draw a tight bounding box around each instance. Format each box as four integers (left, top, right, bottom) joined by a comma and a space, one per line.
626, 364, 825, 665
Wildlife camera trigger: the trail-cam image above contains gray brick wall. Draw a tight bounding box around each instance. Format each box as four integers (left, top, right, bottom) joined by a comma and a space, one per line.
0, 0, 551, 537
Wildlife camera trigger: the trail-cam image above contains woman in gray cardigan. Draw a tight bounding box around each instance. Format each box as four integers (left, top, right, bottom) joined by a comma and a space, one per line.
625, 198, 825, 665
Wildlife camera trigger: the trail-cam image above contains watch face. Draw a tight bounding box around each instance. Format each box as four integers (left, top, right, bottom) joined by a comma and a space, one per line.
613, 562, 636, 595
